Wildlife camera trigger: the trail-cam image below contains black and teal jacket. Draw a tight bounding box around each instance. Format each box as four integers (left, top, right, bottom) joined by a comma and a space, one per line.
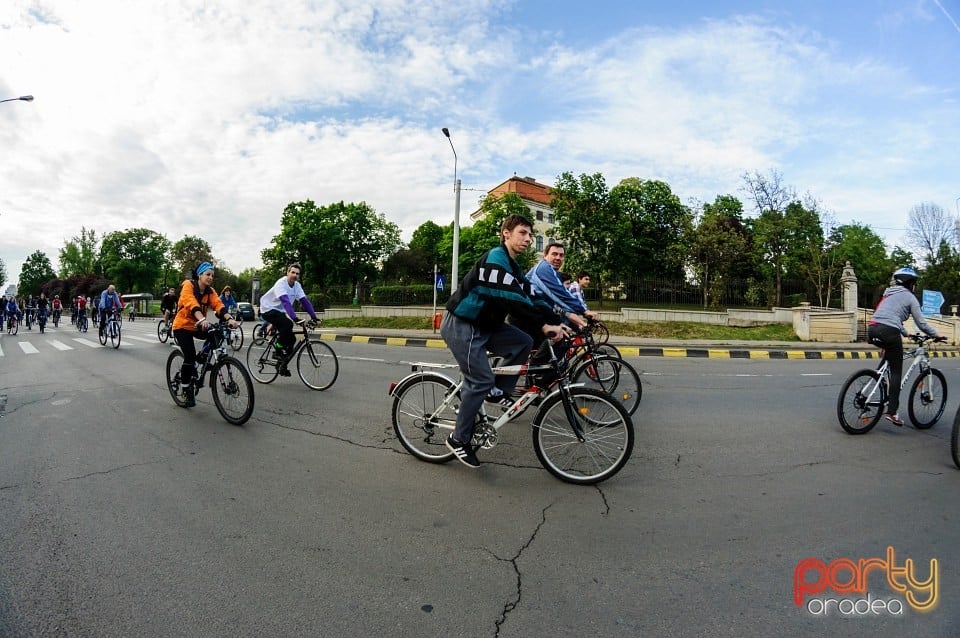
446, 244, 560, 332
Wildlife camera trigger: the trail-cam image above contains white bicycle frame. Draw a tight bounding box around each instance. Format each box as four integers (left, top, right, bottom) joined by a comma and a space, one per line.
862, 341, 932, 405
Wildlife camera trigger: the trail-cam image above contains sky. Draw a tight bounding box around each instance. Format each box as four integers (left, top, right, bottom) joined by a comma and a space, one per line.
2, 0, 959, 292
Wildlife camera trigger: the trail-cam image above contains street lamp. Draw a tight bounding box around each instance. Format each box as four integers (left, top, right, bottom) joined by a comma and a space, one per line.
441, 127, 462, 294
0, 95, 34, 104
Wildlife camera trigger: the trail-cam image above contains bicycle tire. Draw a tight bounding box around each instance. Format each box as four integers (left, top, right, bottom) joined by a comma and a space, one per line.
210, 356, 255, 425
246, 337, 279, 384
836, 369, 885, 434
593, 322, 610, 345
951, 406, 960, 469
228, 325, 244, 351
391, 372, 459, 463
110, 321, 121, 349
53, 313, 59, 328
157, 320, 169, 343
98, 324, 107, 345
10, 319, 17, 335
166, 350, 188, 407
297, 338, 339, 390
908, 367, 947, 429
532, 387, 634, 484
571, 354, 642, 415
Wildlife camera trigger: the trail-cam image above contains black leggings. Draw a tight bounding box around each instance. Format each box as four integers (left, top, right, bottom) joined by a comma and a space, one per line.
868, 323, 904, 414
174, 329, 213, 385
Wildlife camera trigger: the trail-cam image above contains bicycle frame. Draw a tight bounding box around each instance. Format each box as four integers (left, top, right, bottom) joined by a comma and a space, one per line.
861, 340, 932, 404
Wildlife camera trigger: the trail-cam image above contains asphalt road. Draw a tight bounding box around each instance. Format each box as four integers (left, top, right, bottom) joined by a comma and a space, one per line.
1, 320, 959, 637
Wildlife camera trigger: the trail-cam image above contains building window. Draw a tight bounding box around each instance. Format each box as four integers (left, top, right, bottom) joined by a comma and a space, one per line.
536, 235, 543, 252
536, 210, 543, 221
547, 213, 554, 223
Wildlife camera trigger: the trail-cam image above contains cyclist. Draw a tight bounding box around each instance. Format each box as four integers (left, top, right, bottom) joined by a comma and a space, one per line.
219, 286, 239, 315
4, 296, 19, 330
98, 285, 124, 333
568, 271, 591, 310
172, 261, 238, 407
526, 242, 594, 329
76, 295, 87, 328
36, 293, 49, 331
867, 267, 944, 426
51, 295, 62, 325
159, 287, 177, 323
441, 214, 571, 468
24, 295, 36, 330
258, 263, 320, 376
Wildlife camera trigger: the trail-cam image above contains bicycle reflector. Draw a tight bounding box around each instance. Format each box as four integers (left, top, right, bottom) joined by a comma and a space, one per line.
388, 382, 398, 396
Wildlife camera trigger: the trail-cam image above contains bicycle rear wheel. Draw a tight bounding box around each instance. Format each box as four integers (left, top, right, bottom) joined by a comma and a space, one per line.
908, 367, 947, 429
532, 387, 634, 485
10, 319, 17, 335
110, 321, 121, 349
246, 337, 279, 384
571, 355, 642, 415
98, 323, 107, 345
297, 339, 339, 390
210, 357, 254, 425
951, 406, 960, 469
391, 373, 459, 463
228, 325, 244, 351
166, 350, 188, 407
157, 320, 169, 343
836, 369, 885, 434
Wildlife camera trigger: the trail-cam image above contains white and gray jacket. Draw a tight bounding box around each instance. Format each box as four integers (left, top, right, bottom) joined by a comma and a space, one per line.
870, 286, 938, 337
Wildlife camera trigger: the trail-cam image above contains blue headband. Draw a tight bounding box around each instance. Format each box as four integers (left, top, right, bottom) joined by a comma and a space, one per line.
196, 262, 214, 276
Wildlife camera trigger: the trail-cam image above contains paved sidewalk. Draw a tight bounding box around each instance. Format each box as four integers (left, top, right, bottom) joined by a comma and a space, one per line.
315, 327, 960, 360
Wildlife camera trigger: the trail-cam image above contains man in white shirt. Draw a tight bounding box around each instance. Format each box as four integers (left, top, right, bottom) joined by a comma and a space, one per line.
258, 263, 320, 374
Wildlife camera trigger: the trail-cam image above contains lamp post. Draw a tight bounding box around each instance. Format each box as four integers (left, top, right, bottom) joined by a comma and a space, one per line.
441, 127, 462, 294
0, 95, 34, 104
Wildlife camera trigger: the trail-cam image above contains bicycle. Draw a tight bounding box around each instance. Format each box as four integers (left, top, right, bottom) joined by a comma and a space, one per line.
246, 319, 339, 390
37, 308, 47, 334
390, 338, 635, 485
24, 308, 34, 331
6, 314, 18, 335
76, 310, 88, 333
165, 320, 255, 425
52, 308, 61, 328
836, 334, 948, 434
952, 406, 960, 469
157, 314, 174, 343
98, 310, 122, 349
226, 318, 244, 352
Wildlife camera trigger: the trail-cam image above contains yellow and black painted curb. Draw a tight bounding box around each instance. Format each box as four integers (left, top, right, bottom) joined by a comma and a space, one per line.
315, 333, 960, 360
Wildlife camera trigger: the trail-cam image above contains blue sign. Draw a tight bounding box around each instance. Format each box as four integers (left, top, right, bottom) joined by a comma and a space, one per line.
436, 275, 445, 292
921, 290, 944, 316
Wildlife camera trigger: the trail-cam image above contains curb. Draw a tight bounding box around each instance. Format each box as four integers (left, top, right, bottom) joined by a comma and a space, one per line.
315, 332, 960, 361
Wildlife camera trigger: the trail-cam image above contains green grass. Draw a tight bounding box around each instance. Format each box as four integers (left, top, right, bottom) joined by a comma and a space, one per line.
319, 315, 800, 341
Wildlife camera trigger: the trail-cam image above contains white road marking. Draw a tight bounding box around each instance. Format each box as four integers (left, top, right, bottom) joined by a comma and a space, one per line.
72, 338, 101, 348
19, 342, 39, 354
125, 335, 157, 344
49, 340, 73, 351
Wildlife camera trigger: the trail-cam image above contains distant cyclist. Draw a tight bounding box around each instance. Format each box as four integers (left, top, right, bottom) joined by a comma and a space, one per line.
258, 263, 321, 376
867, 267, 944, 426
98, 285, 124, 331
160, 287, 178, 322
51, 295, 62, 324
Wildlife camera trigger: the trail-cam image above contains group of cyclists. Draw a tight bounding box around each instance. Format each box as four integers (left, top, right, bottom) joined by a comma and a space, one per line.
3, 287, 129, 335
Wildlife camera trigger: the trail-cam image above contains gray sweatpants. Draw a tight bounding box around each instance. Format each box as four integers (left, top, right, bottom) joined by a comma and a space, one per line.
440, 313, 533, 445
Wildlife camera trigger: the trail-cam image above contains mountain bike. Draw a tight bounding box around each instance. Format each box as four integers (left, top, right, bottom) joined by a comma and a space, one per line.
226, 319, 244, 351
98, 310, 122, 349
836, 334, 948, 434
246, 319, 339, 390
390, 339, 634, 485
165, 320, 255, 425
157, 315, 174, 343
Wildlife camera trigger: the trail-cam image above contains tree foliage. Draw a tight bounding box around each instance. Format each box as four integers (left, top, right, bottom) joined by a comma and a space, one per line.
58, 227, 100, 278
18, 250, 57, 295
691, 195, 753, 308
261, 200, 401, 291
99, 228, 171, 293
550, 172, 616, 279
905, 202, 955, 263
610, 177, 692, 280
171, 235, 215, 280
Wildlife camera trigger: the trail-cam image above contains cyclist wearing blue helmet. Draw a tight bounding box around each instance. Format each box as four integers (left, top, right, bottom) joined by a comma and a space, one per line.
868, 267, 944, 426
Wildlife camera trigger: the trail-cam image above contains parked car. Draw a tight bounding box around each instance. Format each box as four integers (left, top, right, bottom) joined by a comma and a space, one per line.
236, 302, 256, 321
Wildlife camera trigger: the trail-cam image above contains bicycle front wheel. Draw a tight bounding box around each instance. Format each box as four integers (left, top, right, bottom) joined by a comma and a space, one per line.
837, 369, 885, 434
246, 337, 279, 384
166, 350, 188, 407
532, 387, 634, 485
951, 406, 960, 469
110, 321, 121, 349
157, 320, 169, 343
98, 323, 107, 345
571, 354, 642, 415
10, 320, 17, 335
391, 373, 459, 463
228, 325, 244, 351
297, 339, 339, 390
210, 357, 255, 425
908, 367, 947, 429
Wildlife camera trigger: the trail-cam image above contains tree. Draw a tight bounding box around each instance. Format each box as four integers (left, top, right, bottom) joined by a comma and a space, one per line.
18, 250, 57, 295
830, 223, 892, 291
551, 172, 616, 280
920, 240, 960, 310
99, 228, 171, 293
609, 177, 692, 280
905, 202, 955, 263
742, 170, 798, 306
171, 235, 215, 280
58, 227, 100, 277
261, 200, 401, 290
690, 195, 753, 308
409, 220, 445, 270
0, 256, 6, 289
447, 192, 536, 278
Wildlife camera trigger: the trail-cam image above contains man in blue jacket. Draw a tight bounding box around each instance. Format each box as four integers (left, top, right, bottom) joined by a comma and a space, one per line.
526, 242, 594, 329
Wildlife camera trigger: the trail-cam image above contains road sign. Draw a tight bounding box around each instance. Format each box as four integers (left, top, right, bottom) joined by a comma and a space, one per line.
921, 290, 944, 316
436, 275, 445, 292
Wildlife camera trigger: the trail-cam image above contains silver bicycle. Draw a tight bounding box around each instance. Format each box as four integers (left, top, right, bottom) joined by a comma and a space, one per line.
836, 334, 948, 434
